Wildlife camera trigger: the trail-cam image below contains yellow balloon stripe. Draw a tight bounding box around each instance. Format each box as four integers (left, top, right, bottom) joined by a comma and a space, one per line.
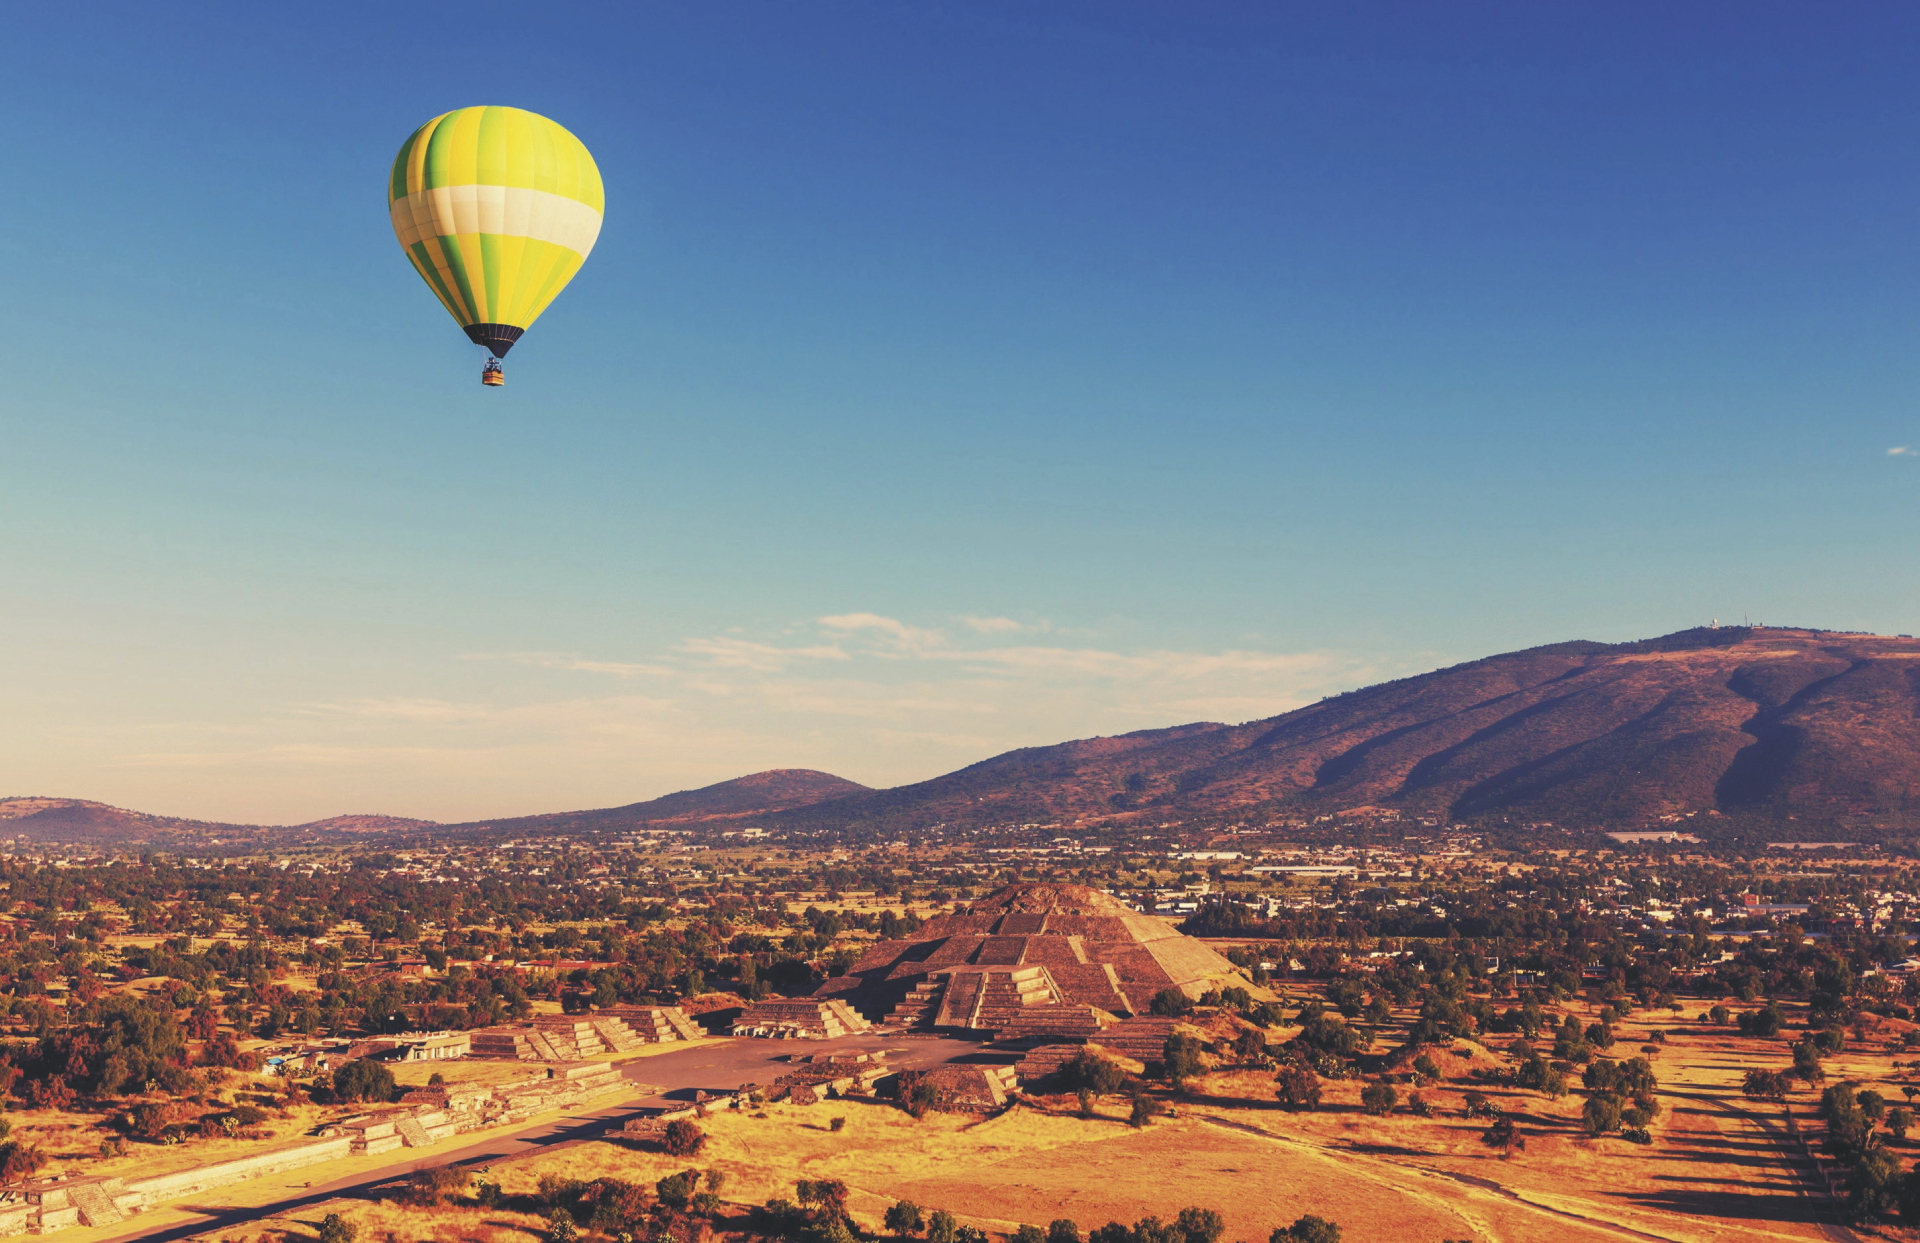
390, 106, 603, 339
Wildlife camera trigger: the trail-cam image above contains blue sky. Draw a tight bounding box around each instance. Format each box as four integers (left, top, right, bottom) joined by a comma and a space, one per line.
3, 3, 1919, 822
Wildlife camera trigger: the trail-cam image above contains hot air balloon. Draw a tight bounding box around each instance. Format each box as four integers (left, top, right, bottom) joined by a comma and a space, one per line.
388, 106, 604, 386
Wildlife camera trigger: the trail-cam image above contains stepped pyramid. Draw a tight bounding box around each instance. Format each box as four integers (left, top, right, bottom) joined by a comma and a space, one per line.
729, 998, 870, 1039
817, 883, 1245, 1032
598, 1005, 705, 1042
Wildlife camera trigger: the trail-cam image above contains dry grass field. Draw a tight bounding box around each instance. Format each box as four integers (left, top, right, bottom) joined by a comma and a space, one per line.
341, 988, 1914, 1243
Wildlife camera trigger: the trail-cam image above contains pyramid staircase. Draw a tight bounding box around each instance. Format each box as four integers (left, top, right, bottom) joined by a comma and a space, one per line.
1088, 1015, 1179, 1060
528, 1017, 613, 1059
1013, 1044, 1085, 1081
66, 1182, 126, 1228
993, 1003, 1115, 1043
600, 1005, 705, 1042
885, 978, 945, 1028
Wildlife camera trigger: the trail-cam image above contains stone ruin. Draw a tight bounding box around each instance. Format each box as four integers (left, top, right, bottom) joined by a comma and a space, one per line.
767, 1049, 892, 1102
331, 1060, 632, 1154
468, 1007, 702, 1060
728, 997, 871, 1039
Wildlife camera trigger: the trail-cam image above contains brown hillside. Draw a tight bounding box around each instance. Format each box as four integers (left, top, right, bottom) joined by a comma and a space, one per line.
776, 627, 1920, 829
447, 768, 872, 834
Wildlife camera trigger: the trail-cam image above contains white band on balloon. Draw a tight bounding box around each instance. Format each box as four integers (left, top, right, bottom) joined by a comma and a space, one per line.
390, 185, 603, 259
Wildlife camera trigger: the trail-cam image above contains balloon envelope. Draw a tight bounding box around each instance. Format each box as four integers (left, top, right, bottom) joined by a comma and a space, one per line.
388, 106, 604, 357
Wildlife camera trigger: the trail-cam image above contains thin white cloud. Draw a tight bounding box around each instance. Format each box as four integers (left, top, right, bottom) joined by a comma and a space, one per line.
459, 651, 672, 678
675, 636, 851, 671
105, 613, 1390, 821
1890, 446, 1916, 456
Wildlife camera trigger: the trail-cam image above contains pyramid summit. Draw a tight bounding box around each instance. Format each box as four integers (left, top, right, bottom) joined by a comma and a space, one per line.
816, 882, 1245, 1037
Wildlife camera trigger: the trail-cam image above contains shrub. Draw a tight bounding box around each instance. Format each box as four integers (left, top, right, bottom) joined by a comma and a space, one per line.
1128, 1095, 1156, 1128
1060, 1051, 1127, 1095
1162, 1034, 1205, 1087
1743, 1069, 1791, 1101
906, 1079, 942, 1118
1048, 1220, 1082, 1243
1151, 989, 1193, 1017
1273, 1064, 1321, 1111
1271, 1215, 1342, 1243
318, 1213, 357, 1243
798, 1177, 851, 1221
1481, 1116, 1524, 1156
1359, 1082, 1397, 1117
1013, 1227, 1047, 1243
830, 1116, 847, 1132
885, 1201, 926, 1237
656, 1169, 701, 1211
1412, 1053, 1442, 1081
403, 1164, 470, 1207
1175, 1207, 1224, 1243
662, 1119, 706, 1156
542, 1208, 579, 1243
926, 1210, 960, 1243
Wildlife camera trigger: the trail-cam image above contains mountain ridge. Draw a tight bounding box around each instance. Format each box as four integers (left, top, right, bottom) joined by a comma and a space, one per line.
18, 626, 1920, 845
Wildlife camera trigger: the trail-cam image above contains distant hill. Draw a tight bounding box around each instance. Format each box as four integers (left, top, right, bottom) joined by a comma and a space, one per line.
444, 768, 872, 835
295, 814, 439, 833
0, 798, 264, 847
23, 627, 1920, 845
768, 626, 1920, 832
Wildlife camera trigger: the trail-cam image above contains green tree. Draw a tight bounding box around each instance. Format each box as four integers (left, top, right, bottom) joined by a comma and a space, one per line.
1847, 1146, 1903, 1221
1059, 1051, 1126, 1096
1481, 1116, 1524, 1157
1271, 1215, 1342, 1243
1174, 1207, 1224, 1243
1274, 1064, 1321, 1111
317, 1214, 357, 1243
1583, 1094, 1623, 1137
1360, 1082, 1397, 1117
1048, 1220, 1082, 1243
885, 1201, 925, 1237
1150, 989, 1193, 1017
329, 1059, 399, 1104
1162, 1034, 1205, 1088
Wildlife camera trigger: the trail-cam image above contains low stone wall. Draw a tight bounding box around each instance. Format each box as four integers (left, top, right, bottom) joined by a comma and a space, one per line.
128, 1136, 354, 1201
10, 1062, 641, 1236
